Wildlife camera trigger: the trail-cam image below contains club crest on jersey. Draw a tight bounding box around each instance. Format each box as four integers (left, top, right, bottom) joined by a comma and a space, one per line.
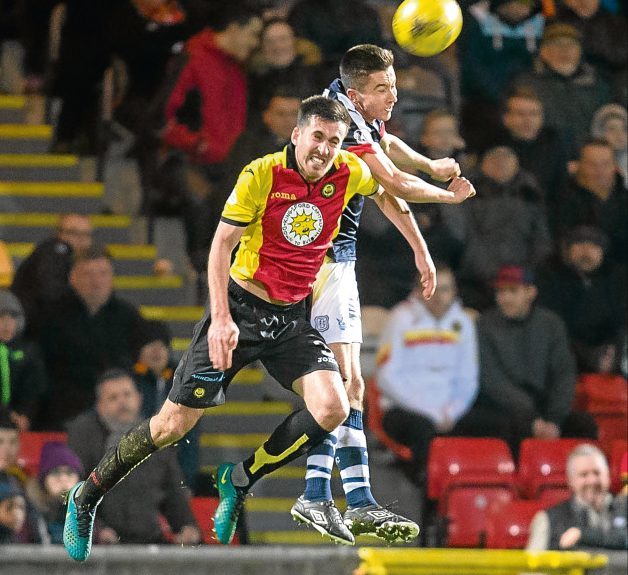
321, 183, 335, 198
354, 129, 368, 144
281, 202, 323, 246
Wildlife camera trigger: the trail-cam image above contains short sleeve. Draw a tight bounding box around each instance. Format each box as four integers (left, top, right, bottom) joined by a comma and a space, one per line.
221, 161, 262, 226
353, 155, 380, 197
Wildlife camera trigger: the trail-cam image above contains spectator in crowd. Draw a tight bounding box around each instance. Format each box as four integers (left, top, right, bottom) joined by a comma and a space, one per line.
160, 3, 263, 274
0, 409, 45, 543
0, 290, 48, 431
67, 369, 200, 545
0, 478, 27, 544
132, 320, 175, 419
591, 103, 627, 186
25, 442, 83, 544
497, 86, 568, 203
554, 138, 627, 264
537, 226, 626, 374
375, 263, 478, 478
555, 0, 627, 95
527, 444, 628, 550
12, 214, 92, 335
458, 0, 546, 150
38, 247, 143, 429
475, 266, 597, 456
288, 0, 383, 80
247, 18, 321, 120
131, 318, 198, 488
513, 22, 612, 158
442, 146, 551, 310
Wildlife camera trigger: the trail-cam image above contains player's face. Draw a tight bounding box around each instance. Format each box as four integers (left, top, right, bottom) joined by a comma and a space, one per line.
291, 116, 347, 182
348, 66, 397, 123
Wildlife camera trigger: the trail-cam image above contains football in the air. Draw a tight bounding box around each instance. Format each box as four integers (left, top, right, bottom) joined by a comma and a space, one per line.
392, 0, 463, 57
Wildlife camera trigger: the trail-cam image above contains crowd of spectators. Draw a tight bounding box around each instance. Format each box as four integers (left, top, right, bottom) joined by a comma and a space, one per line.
0, 0, 625, 549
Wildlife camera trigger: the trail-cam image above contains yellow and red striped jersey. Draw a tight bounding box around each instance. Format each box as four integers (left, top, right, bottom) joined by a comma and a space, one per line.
221, 144, 379, 303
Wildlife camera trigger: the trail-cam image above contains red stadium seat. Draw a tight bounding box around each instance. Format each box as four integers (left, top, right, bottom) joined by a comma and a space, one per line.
517, 438, 595, 499
608, 439, 627, 494
427, 437, 516, 503
190, 496, 239, 545
575, 373, 627, 413
536, 486, 571, 506
445, 486, 515, 547
485, 500, 546, 549
365, 378, 412, 462
17, 431, 68, 476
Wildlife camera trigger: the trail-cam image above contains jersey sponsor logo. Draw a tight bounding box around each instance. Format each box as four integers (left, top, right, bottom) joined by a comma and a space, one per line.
281, 202, 323, 246
192, 370, 224, 383
321, 183, 336, 198
270, 191, 297, 201
313, 315, 329, 332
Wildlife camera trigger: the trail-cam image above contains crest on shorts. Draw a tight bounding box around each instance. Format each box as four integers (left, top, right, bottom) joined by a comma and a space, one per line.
314, 315, 329, 332
321, 183, 335, 198
193, 387, 205, 398
281, 202, 324, 246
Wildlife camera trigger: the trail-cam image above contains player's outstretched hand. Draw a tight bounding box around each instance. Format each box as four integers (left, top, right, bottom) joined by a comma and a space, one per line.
448, 176, 476, 203
416, 252, 436, 300
208, 317, 239, 371
428, 157, 461, 182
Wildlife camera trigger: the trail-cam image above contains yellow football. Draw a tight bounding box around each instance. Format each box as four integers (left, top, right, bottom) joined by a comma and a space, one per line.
392, 0, 463, 57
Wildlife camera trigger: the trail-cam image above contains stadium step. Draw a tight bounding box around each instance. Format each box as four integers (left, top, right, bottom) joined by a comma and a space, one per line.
0, 95, 26, 123
0, 124, 52, 153
113, 274, 188, 306
6, 242, 157, 275
140, 305, 204, 338
0, 153, 81, 181
0, 213, 133, 243
0, 181, 104, 213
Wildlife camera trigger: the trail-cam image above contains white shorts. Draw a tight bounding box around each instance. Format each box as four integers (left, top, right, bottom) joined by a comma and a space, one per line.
311, 260, 362, 344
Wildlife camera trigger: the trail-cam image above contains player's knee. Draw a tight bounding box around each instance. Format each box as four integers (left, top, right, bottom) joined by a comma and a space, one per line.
310, 393, 350, 431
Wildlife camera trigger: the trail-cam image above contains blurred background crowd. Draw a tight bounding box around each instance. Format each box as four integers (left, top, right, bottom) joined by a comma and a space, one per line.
0, 0, 625, 551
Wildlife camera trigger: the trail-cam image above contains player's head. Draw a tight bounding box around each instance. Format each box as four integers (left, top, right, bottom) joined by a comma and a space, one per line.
292, 96, 351, 182
340, 44, 397, 124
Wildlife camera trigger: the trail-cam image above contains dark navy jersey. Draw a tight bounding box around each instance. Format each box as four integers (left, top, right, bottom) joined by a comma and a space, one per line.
323, 79, 385, 262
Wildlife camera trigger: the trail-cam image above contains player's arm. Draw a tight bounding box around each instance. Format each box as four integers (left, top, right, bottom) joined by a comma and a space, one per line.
381, 132, 460, 181
369, 190, 436, 300
362, 144, 475, 204
206, 221, 244, 371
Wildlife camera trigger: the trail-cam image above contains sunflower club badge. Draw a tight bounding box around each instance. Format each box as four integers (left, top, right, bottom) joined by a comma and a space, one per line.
282, 202, 324, 246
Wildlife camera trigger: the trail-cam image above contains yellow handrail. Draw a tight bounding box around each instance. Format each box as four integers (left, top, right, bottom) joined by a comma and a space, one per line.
356, 548, 608, 575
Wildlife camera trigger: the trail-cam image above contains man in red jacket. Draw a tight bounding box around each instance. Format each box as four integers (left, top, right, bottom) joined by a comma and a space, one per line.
161, 4, 263, 273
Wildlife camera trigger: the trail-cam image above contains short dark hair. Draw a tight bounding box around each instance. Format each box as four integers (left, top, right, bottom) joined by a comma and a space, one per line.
581, 136, 614, 154
297, 95, 351, 130
71, 244, 111, 268
206, 2, 262, 32
340, 44, 394, 90
421, 108, 456, 135
95, 368, 134, 398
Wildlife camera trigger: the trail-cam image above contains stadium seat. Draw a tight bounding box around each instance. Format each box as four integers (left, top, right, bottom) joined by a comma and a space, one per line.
427, 437, 516, 503
574, 373, 627, 413
445, 486, 515, 547
17, 431, 68, 476
518, 438, 594, 499
608, 439, 627, 494
485, 500, 546, 549
365, 378, 413, 462
190, 496, 239, 545
536, 486, 571, 506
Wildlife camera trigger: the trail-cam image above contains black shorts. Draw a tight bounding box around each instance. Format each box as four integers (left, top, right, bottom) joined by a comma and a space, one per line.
168, 279, 340, 409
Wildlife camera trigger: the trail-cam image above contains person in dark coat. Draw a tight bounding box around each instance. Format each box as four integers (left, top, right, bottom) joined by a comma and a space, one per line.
67, 369, 200, 545
0, 290, 48, 431
11, 214, 92, 336
527, 443, 627, 550
38, 247, 142, 429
